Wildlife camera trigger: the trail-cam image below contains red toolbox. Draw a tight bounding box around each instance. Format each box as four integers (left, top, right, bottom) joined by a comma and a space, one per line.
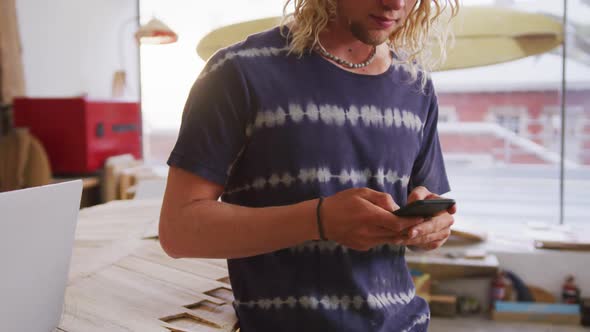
13, 97, 142, 174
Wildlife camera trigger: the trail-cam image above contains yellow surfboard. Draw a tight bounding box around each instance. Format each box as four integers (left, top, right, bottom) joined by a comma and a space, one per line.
196, 6, 563, 71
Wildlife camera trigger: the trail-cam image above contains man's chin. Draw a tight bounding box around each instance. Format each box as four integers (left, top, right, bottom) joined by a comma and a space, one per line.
350, 23, 392, 46
355, 30, 390, 46
360, 33, 390, 46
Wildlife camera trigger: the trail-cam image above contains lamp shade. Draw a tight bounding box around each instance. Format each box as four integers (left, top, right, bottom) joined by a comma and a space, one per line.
196, 6, 563, 71
135, 18, 178, 45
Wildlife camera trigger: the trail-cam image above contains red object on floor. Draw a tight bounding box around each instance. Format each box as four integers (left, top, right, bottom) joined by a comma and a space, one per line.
14, 97, 142, 174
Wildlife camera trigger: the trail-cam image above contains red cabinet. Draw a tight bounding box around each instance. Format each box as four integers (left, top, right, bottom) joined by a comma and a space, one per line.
14, 97, 142, 174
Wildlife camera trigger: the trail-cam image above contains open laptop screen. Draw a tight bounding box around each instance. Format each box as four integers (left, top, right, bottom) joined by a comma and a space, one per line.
0, 181, 82, 331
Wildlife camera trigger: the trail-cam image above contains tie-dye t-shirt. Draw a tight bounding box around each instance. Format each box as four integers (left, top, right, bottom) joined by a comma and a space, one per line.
168, 26, 450, 332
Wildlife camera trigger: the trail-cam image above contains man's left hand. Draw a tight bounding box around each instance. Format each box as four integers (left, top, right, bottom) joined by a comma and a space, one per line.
403, 186, 456, 251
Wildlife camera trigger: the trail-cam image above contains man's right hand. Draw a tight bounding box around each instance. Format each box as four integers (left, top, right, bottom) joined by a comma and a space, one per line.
320, 188, 424, 251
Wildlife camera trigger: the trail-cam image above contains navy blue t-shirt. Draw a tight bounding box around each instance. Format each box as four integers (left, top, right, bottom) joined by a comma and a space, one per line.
168, 26, 450, 332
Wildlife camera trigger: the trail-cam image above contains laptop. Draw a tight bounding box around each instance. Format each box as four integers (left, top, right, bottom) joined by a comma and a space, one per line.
0, 180, 82, 332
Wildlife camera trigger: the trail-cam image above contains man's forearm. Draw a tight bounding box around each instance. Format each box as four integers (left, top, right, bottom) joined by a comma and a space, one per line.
159, 199, 319, 259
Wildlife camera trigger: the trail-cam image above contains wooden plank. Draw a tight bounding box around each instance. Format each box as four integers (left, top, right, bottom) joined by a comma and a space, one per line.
63, 289, 168, 332
132, 242, 229, 281
64, 268, 183, 331
62, 268, 171, 331
68, 238, 144, 284
450, 228, 487, 243
59, 309, 137, 332
92, 265, 206, 316
406, 253, 499, 280
183, 301, 237, 329
493, 311, 581, 325
202, 259, 229, 269
115, 256, 229, 297
74, 266, 235, 329
534, 240, 590, 251
62, 264, 238, 332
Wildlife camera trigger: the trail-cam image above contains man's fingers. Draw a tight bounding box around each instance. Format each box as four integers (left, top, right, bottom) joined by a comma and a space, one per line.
374, 214, 424, 232
448, 203, 457, 215
421, 238, 448, 251
408, 188, 457, 215
353, 187, 454, 238
407, 186, 431, 203
355, 187, 423, 231
427, 193, 457, 215
357, 188, 399, 212
407, 214, 453, 238
405, 227, 451, 246
364, 226, 451, 250
433, 204, 456, 217
426, 193, 441, 199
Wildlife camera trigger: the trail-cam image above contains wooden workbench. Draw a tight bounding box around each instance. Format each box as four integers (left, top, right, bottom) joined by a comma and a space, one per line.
57, 199, 504, 332
56, 199, 516, 332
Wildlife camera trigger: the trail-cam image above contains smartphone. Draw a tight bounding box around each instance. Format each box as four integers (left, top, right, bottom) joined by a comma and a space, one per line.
392, 199, 455, 217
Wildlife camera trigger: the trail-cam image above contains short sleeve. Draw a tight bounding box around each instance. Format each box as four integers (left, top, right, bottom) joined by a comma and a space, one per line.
167, 54, 252, 186
408, 81, 451, 195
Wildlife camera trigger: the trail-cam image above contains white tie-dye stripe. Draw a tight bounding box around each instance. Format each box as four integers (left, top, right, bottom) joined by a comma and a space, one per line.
252, 103, 423, 132
199, 46, 290, 80
401, 313, 430, 332
391, 61, 413, 74
235, 288, 415, 311
225, 168, 410, 194
289, 240, 403, 254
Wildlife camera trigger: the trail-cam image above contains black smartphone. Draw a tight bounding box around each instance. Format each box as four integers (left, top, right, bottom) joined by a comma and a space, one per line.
392, 199, 455, 217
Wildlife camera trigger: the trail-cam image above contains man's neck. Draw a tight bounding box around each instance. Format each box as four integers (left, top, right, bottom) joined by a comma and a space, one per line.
319, 20, 375, 63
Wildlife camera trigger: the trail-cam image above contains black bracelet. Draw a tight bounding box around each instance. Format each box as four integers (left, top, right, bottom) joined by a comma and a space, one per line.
316, 196, 327, 240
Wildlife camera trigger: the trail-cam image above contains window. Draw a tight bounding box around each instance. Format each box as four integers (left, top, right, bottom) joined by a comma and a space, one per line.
488, 106, 528, 135
430, 0, 590, 226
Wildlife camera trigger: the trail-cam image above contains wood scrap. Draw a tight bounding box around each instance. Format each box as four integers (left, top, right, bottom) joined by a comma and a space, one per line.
534, 240, 590, 251
406, 251, 499, 280
450, 228, 487, 243
430, 295, 457, 317
527, 284, 556, 303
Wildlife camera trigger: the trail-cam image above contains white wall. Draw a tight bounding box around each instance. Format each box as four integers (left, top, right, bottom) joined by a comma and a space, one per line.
16, 0, 139, 100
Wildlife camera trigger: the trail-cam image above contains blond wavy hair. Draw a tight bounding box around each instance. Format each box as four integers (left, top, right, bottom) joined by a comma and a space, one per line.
281, 0, 459, 90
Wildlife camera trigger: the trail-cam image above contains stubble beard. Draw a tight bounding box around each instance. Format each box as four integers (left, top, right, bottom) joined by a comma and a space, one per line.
349, 21, 391, 46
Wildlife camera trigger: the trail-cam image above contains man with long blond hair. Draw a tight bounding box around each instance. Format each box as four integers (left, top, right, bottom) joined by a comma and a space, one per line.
160, 0, 458, 331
